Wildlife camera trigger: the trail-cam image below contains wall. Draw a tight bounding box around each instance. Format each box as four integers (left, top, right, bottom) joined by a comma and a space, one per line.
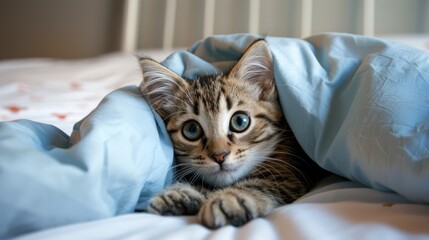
0, 0, 123, 59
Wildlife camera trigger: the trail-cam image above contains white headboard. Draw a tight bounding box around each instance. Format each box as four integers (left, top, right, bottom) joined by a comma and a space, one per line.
121, 0, 428, 52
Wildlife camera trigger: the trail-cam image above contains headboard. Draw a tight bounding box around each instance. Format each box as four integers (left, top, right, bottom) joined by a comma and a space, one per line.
121, 0, 429, 52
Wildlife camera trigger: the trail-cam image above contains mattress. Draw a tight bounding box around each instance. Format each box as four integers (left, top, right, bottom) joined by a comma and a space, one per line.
1, 35, 429, 240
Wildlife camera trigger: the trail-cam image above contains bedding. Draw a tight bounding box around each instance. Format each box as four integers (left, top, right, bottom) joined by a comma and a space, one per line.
1, 33, 429, 239
13, 175, 429, 240
0, 51, 172, 134
164, 33, 429, 202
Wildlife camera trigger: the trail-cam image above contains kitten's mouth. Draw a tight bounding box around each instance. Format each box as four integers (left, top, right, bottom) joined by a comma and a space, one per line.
215, 164, 239, 174
218, 168, 234, 174
203, 164, 243, 187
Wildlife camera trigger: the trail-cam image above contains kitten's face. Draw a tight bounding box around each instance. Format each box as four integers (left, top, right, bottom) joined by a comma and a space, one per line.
141, 40, 283, 187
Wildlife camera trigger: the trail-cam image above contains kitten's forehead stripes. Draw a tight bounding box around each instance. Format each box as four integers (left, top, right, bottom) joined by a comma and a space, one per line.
220, 86, 226, 95
193, 103, 199, 115
226, 96, 232, 110
191, 75, 223, 114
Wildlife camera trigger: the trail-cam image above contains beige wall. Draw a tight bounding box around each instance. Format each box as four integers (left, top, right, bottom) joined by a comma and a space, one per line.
0, 0, 123, 59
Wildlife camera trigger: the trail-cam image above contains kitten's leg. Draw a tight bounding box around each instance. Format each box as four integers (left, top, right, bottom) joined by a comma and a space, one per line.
198, 179, 280, 229
147, 182, 206, 216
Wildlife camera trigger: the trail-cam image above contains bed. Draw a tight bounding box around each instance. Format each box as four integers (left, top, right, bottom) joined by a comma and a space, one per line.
1, 1, 429, 240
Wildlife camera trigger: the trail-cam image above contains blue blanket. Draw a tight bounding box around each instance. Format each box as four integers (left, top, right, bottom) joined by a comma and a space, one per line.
0, 87, 174, 238
1, 33, 429, 238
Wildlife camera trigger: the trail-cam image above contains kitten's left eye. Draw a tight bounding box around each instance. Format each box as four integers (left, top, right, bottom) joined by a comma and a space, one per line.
230, 112, 251, 133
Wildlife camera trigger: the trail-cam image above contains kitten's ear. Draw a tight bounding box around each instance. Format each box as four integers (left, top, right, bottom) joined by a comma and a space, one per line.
140, 58, 188, 119
228, 40, 275, 100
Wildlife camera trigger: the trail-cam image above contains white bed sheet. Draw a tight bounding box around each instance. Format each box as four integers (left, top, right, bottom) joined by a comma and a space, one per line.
14, 175, 429, 240
1, 37, 429, 240
0, 50, 172, 135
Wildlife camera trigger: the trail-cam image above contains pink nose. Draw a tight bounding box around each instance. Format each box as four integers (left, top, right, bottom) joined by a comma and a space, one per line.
209, 151, 230, 164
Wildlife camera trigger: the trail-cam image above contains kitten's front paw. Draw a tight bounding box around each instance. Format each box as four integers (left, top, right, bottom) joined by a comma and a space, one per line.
147, 183, 205, 216
198, 191, 258, 228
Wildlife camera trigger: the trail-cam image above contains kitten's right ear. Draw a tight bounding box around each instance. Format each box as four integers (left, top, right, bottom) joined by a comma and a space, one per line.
139, 58, 188, 119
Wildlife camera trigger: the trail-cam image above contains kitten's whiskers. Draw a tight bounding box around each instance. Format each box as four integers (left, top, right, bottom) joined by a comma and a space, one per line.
260, 155, 312, 188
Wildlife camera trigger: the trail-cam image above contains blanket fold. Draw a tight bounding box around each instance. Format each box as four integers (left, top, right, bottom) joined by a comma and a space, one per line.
0, 86, 173, 239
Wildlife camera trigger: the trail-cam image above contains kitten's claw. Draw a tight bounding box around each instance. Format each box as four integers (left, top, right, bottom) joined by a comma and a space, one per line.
198, 190, 257, 228
147, 183, 205, 216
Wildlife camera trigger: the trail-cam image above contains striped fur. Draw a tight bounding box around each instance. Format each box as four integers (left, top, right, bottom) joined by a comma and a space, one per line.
140, 40, 324, 228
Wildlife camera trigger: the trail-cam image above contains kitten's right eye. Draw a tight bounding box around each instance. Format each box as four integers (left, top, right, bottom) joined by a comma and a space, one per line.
182, 120, 203, 141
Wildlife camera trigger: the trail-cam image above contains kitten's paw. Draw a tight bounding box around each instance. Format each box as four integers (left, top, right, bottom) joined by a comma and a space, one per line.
198, 191, 257, 228
147, 183, 205, 216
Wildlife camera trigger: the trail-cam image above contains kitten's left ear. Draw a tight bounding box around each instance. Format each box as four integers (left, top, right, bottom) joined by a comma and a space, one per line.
228, 40, 275, 100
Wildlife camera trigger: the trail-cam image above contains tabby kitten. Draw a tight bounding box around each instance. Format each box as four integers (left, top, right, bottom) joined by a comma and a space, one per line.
140, 40, 322, 229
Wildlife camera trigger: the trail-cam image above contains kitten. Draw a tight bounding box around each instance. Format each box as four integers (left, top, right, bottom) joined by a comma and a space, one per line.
139, 40, 324, 229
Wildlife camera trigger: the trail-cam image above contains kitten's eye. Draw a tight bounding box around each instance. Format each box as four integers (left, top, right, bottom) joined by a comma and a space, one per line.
230, 112, 251, 133
182, 120, 203, 141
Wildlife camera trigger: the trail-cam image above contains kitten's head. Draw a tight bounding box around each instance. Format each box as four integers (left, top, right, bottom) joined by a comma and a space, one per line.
140, 40, 284, 187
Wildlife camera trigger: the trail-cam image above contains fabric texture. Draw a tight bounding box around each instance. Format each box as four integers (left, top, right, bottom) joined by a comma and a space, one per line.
0, 86, 173, 239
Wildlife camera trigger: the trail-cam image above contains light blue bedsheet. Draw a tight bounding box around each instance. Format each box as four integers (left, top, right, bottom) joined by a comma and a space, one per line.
1, 33, 428, 239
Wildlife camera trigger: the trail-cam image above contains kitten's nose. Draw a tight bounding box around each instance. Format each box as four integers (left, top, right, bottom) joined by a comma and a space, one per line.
209, 151, 230, 164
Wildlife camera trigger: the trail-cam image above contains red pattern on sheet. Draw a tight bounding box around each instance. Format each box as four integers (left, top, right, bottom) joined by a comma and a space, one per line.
71, 82, 81, 90
5, 105, 26, 113
0, 53, 145, 134
53, 113, 68, 120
